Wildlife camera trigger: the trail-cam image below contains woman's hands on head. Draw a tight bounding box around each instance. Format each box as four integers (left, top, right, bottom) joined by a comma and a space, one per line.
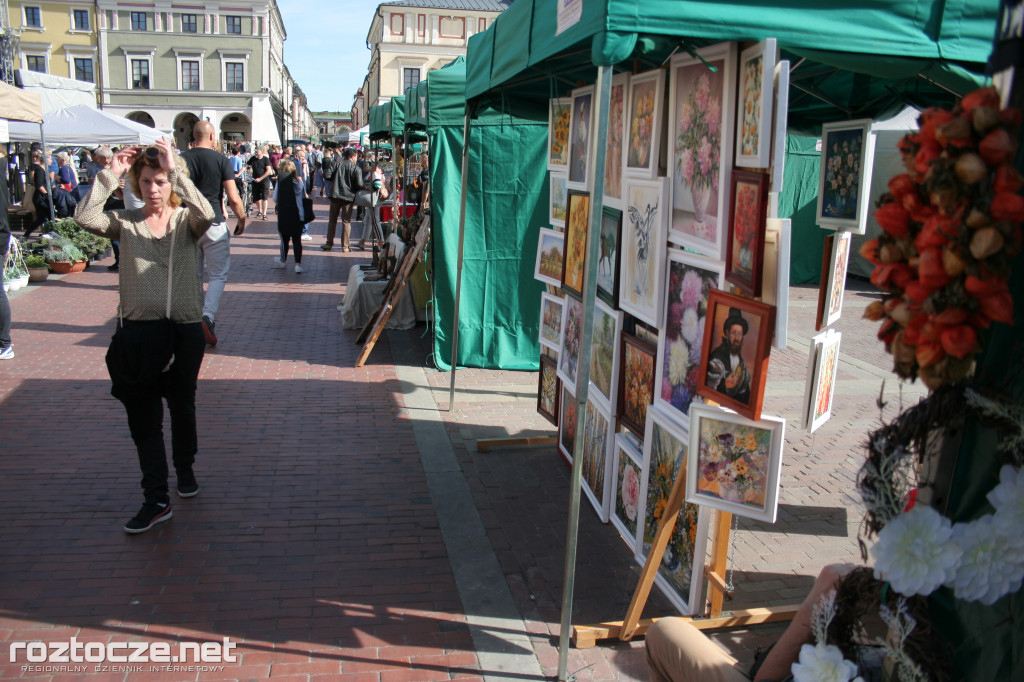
154, 137, 175, 173
110, 147, 138, 177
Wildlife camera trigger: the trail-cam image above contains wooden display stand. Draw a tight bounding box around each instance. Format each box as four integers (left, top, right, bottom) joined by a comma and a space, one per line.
572, 454, 799, 648
354, 215, 429, 367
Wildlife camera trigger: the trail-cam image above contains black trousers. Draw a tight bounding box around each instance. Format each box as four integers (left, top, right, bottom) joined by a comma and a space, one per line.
120, 322, 205, 504
0, 244, 10, 349
279, 230, 302, 263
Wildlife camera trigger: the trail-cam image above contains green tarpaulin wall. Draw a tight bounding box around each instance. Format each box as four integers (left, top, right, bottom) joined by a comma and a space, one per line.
778, 135, 827, 284
424, 57, 549, 371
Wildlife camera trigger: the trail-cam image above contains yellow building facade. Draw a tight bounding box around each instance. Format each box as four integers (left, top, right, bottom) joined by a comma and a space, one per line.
11, 1, 98, 84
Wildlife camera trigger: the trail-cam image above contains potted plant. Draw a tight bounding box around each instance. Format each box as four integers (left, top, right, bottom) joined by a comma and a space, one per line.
41, 217, 111, 263
43, 238, 87, 274
25, 254, 49, 282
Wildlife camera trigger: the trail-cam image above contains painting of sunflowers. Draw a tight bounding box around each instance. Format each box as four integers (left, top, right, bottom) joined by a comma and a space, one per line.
548, 98, 571, 170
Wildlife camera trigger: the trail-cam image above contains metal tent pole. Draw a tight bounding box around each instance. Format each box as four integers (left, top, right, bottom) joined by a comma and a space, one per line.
447, 110, 472, 410
557, 64, 612, 682
39, 125, 54, 221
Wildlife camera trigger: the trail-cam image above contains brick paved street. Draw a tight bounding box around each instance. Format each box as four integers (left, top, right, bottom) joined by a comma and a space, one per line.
1, 197, 925, 682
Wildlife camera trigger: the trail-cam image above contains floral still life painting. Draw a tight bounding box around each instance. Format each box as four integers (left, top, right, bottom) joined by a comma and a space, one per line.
725, 170, 769, 296
655, 250, 725, 427
605, 73, 628, 205
581, 396, 612, 521
590, 298, 623, 408
686, 404, 785, 523
736, 39, 776, 167
618, 332, 657, 438
625, 69, 663, 179
816, 119, 873, 232
562, 191, 590, 298
611, 435, 643, 549
803, 329, 841, 433
669, 42, 735, 257
537, 354, 560, 426
557, 295, 583, 394
638, 409, 709, 615
621, 179, 667, 325
548, 98, 571, 170
538, 291, 565, 352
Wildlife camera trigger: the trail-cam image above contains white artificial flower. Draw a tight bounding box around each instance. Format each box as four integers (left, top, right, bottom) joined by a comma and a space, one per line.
948, 516, 1024, 605
871, 505, 961, 597
791, 643, 860, 682
987, 465, 1024, 541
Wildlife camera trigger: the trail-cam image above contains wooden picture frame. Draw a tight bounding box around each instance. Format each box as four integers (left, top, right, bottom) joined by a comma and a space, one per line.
567, 85, 595, 189
537, 354, 561, 426
725, 170, 769, 296
597, 206, 623, 308
624, 68, 664, 180
620, 178, 668, 326
817, 230, 852, 330
558, 384, 577, 466
668, 41, 737, 259
735, 38, 777, 168
547, 97, 572, 171
604, 72, 630, 208
610, 433, 643, 551
637, 406, 710, 615
561, 190, 591, 299
617, 331, 657, 439
557, 294, 583, 394
590, 297, 624, 410
803, 329, 842, 433
581, 394, 615, 522
534, 227, 565, 288
538, 291, 565, 352
549, 172, 568, 227
686, 403, 786, 523
816, 119, 874, 233
654, 249, 726, 430
696, 289, 775, 421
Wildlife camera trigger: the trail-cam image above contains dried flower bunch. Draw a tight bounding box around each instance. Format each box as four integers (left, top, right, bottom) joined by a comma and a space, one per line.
862, 87, 1023, 390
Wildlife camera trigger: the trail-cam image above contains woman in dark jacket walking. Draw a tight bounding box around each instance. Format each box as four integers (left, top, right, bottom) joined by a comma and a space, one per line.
271, 159, 306, 273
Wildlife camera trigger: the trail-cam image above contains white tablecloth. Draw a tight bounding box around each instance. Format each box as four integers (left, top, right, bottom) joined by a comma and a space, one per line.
339, 264, 417, 331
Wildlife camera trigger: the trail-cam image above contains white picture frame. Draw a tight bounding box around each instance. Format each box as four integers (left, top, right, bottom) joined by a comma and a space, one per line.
550, 172, 568, 227
610, 433, 644, 551
823, 230, 852, 327
770, 59, 790, 194
668, 41, 737, 259
539, 291, 566, 352
557, 294, 583, 394
604, 72, 630, 209
736, 39, 777, 168
619, 177, 669, 327
816, 119, 875, 233
590, 297, 624, 410
623, 68, 664, 181
581, 394, 615, 522
534, 227, 565, 287
567, 85, 595, 190
686, 403, 786, 523
803, 329, 842, 433
547, 97, 572, 171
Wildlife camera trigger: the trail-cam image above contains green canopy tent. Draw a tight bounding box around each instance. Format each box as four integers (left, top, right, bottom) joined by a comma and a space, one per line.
460, 1, 1006, 679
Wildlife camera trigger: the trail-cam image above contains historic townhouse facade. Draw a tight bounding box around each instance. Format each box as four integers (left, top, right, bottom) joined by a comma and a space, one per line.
354, 0, 510, 128
95, 0, 291, 147
10, 0, 99, 86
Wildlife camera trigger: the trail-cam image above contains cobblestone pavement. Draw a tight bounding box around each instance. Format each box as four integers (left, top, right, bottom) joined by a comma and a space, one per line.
1, 195, 925, 682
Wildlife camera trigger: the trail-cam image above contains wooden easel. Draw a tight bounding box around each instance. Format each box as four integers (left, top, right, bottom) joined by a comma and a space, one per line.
572, 456, 798, 648
354, 215, 429, 367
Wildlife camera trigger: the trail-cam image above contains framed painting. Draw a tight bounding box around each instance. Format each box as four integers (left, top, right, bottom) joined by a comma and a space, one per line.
581, 394, 614, 522
547, 97, 572, 171
567, 86, 594, 189
561, 191, 591, 298
610, 433, 643, 551
557, 294, 583, 394
537, 354, 561, 426
735, 39, 777, 168
725, 170, 769, 297
654, 249, 726, 429
604, 72, 629, 208
637, 407, 710, 616
534, 227, 565, 288
590, 298, 624, 409
617, 331, 657, 439
597, 206, 622, 308
620, 178, 669, 326
817, 230, 851, 330
668, 41, 737, 259
803, 329, 842, 433
816, 119, 874, 233
558, 384, 577, 466
624, 69, 664, 180
696, 289, 775, 421
686, 403, 786, 523
538, 291, 565, 352
632, 319, 660, 347
550, 172, 568, 227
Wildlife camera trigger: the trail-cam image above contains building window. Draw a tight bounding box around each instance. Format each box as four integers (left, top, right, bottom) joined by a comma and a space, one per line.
73, 9, 89, 30
403, 68, 420, 91
226, 62, 243, 91
182, 60, 199, 90
132, 59, 149, 88
26, 55, 45, 72
131, 12, 147, 31
181, 14, 197, 33
225, 16, 241, 34
24, 7, 42, 27
73, 57, 93, 82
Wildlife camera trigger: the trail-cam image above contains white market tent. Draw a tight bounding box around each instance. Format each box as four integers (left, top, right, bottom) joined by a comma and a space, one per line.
8, 105, 165, 145
16, 69, 97, 113
348, 125, 369, 144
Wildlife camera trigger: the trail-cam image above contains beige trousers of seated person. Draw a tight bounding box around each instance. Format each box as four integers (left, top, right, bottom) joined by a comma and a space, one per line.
646, 618, 752, 682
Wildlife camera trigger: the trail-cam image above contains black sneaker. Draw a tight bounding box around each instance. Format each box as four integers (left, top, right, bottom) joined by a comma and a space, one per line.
107, 263, 119, 271
124, 502, 172, 534
201, 315, 217, 346
177, 469, 200, 498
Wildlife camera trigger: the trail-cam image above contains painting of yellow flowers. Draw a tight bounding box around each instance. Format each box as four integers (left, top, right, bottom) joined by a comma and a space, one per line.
561, 191, 590, 299
548, 98, 571, 170
735, 39, 776, 168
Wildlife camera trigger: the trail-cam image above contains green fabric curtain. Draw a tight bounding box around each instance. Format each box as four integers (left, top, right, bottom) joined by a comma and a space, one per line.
777, 135, 827, 285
